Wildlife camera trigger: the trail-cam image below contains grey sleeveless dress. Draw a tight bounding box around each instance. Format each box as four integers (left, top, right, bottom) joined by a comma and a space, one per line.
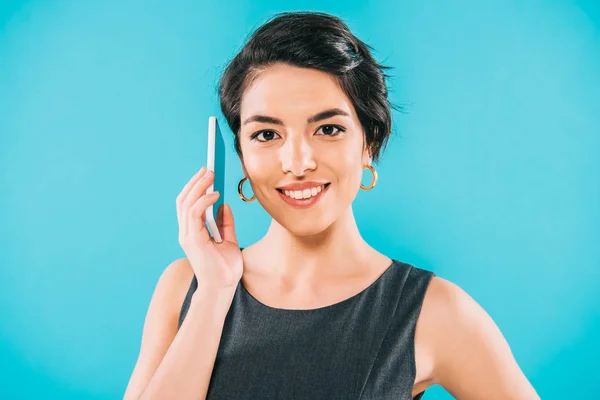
178, 257, 436, 400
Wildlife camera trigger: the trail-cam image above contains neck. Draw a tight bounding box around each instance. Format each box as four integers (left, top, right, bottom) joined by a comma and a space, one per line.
257, 206, 374, 282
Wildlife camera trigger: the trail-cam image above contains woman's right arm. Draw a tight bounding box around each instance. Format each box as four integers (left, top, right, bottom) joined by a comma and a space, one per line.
123, 258, 235, 400
125, 166, 243, 399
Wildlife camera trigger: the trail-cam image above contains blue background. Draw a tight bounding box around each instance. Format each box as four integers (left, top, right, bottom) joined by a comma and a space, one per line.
1, 0, 598, 398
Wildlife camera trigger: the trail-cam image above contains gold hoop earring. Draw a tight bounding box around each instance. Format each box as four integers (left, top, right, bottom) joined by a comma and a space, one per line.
360, 164, 377, 190
238, 176, 256, 202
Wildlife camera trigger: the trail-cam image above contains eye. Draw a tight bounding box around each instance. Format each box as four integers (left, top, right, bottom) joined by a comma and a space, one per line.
250, 130, 281, 142
315, 124, 345, 136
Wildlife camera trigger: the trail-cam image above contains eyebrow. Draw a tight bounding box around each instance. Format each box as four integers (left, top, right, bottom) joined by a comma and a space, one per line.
242, 108, 350, 126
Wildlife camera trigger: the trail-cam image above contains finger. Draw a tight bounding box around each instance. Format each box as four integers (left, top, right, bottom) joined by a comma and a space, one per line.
189, 191, 220, 245
216, 203, 228, 243
182, 170, 215, 237
177, 167, 207, 213
219, 203, 238, 245
177, 167, 207, 234
216, 203, 225, 234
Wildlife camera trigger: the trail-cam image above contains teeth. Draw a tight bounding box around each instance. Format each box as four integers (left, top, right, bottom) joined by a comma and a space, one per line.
282, 185, 326, 200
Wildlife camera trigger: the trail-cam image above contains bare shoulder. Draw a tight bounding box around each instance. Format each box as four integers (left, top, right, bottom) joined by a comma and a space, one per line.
419, 275, 503, 356
417, 276, 477, 350
151, 257, 196, 318
122, 257, 195, 400
416, 276, 540, 399
412, 276, 453, 388
420, 276, 467, 325
417, 275, 491, 372
161, 257, 195, 303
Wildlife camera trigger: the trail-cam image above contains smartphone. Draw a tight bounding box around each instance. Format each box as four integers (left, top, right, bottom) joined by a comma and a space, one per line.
205, 116, 226, 243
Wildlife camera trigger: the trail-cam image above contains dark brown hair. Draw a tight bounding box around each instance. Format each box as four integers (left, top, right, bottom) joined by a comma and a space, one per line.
218, 11, 400, 164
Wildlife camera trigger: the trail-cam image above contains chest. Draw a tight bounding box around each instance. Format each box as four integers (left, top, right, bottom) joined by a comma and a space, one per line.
205, 284, 418, 399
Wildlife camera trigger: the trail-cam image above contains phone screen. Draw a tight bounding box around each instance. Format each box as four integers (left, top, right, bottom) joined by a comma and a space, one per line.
213, 118, 226, 218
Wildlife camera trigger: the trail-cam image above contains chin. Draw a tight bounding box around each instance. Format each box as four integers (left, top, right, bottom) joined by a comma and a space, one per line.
278, 212, 337, 238
287, 223, 331, 238
260, 188, 347, 237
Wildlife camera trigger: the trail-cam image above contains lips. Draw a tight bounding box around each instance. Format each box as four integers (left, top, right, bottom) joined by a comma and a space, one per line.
276, 181, 331, 191
276, 183, 331, 209
276, 183, 330, 197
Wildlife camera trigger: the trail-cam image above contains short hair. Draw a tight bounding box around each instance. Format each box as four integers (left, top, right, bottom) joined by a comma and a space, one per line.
218, 11, 400, 164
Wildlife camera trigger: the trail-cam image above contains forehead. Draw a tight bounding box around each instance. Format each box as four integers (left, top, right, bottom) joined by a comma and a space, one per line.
240, 64, 355, 120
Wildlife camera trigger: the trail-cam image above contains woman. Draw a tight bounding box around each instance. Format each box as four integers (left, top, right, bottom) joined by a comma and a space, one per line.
124, 11, 540, 400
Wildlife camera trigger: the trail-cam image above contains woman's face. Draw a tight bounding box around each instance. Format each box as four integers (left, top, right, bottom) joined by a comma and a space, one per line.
238, 63, 371, 237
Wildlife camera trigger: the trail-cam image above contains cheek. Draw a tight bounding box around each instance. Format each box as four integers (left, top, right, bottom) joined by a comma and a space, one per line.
242, 152, 274, 183
335, 151, 362, 183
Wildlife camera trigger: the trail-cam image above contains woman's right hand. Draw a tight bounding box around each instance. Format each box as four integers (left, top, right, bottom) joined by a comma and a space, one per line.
176, 167, 244, 294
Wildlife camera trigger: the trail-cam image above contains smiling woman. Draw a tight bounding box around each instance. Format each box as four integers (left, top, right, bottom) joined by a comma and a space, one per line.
124, 11, 540, 400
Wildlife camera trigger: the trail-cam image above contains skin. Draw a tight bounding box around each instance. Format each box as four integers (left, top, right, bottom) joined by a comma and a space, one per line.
125, 62, 541, 399
237, 63, 392, 303
237, 63, 540, 399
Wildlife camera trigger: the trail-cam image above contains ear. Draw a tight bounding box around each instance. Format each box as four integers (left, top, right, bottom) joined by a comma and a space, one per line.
362, 145, 373, 166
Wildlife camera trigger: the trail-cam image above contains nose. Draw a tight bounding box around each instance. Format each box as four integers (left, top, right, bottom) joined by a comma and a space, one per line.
280, 135, 317, 176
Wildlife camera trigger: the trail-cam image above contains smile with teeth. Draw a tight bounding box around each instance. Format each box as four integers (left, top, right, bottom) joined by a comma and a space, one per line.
277, 184, 329, 200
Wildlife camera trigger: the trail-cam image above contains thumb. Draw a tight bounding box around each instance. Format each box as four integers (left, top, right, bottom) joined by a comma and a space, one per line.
218, 203, 238, 244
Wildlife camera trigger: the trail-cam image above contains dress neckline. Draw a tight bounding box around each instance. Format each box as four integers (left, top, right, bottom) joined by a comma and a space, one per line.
238, 259, 399, 313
